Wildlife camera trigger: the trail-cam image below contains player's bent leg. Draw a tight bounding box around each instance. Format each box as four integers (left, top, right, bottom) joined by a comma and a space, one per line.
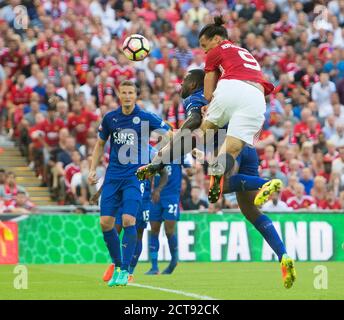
208, 136, 244, 203
254, 179, 283, 206
224, 174, 269, 194
146, 221, 161, 275
162, 220, 178, 275
236, 191, 295, 288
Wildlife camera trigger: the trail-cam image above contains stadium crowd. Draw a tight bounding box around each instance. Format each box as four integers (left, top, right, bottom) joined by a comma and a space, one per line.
1, 0, 344, 212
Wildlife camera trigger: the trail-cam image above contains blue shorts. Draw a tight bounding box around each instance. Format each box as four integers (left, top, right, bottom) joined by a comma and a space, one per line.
236, 146, 259, 177
150, 197, 180, 222
116, 200, 151, 229
100, 177, 143, 217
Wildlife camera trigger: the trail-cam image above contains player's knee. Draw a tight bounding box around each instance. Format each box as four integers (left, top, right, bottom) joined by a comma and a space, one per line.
100, 218, 114, 232
164, 222, 176, 237
122, 214, 136, 227
225, 137, 244, 157
150, 223, 161, 235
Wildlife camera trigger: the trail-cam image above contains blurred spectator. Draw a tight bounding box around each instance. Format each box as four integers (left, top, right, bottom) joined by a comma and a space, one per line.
261, 159, 288, 186
6, 191, 36, 214
318, 190, 342, 210
311, 73, 336, 122
0, 168, 6, 187
329, 119, 344, 147
187, 0, 209, 23
300, 167, 314, 195
186, 20, 201, 49
263, 0, 281, 24
286, 183, 317, 210
151, 7, 172, 36
64, 150, 83, 204
311, 175, 327, 208
183, 186, 208, 210
0, 171, 27, 201
280, 174, 298, 202
318, 155, 333, 183
180, 175, 192, 209
262, 192, 292, 212
174, 37, 193, 70
239, 0, 256, 21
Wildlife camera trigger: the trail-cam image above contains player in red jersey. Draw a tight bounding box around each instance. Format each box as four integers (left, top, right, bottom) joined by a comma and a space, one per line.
196, 16, 275, 204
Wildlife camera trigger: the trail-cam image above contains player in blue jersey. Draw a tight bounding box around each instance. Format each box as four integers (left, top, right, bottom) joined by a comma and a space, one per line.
114, 148, 168, 283
145, 159, 193, 275
88, 80, 170, 287
137, 70, 296, 289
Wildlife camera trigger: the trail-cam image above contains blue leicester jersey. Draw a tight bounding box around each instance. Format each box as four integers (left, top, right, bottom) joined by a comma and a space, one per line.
142, 179, 151, 202
142, 145, 157, 202
154, 159, 192, 199
182, 87, 208, 117
98, 105, 170, 179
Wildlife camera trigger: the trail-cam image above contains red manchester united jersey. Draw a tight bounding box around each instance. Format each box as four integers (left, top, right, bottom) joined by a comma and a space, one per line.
38, 118, 66, 147
67, 110, 98, 144
64, 163, 80, 189
204, 40, 274, 95
286, 196, 316, 210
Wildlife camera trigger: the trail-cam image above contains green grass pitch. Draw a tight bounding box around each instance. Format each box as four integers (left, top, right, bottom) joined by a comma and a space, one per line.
1, 262, 343, 300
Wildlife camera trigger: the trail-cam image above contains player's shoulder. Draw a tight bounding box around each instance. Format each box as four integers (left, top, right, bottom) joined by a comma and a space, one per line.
103, 109, 119, 120
183, 89, 207, 110
138, 109, 163, 121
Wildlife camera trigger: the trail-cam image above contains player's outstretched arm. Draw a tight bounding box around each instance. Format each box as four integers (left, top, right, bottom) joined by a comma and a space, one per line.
88, 138, 106, 185
152, 112, 202, 165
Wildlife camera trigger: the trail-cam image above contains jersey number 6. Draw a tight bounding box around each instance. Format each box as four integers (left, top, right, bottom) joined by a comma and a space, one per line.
238, 50, 261, 71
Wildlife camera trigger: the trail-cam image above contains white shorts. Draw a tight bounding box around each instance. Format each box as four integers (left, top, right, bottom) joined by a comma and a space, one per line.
205, 79, 266, 146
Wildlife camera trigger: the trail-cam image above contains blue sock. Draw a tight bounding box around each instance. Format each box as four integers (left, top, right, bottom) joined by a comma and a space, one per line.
229, 174, 268, 192
167, 234, 178, 264
129, 238, 143, 274
121, 226, 137, 271
103, 229, 121, 266
253, 215, 286, 261
149, 233, 159, 270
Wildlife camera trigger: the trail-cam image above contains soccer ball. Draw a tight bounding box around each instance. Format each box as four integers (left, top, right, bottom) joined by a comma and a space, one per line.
122, 34, 150, 61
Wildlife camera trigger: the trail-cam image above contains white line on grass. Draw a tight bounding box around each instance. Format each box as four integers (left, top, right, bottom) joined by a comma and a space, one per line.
129, 283, 218, 300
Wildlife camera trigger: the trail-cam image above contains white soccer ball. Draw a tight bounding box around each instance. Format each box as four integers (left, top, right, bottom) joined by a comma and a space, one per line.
122, 34, 150, 61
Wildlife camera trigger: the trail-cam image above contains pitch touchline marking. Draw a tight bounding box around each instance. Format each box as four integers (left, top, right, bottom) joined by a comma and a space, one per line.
129, 283, 218, 300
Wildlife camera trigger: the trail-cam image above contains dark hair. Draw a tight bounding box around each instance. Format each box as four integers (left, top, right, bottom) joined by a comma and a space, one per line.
187, 69, 205, 89
181, 69, 205, 99
198, 16, 228, 40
